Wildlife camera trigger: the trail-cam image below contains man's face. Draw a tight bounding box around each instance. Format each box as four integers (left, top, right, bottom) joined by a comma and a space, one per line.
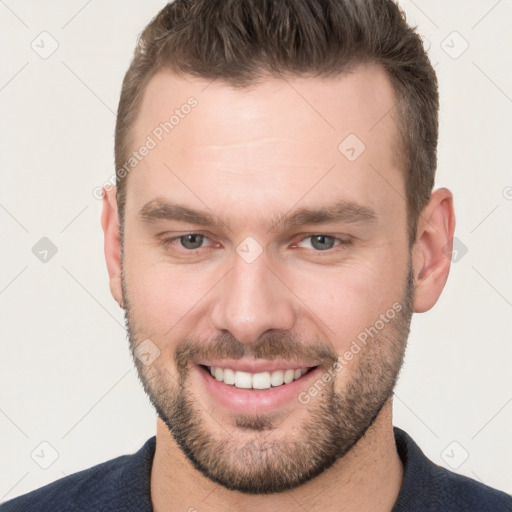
120, 64, 415, 493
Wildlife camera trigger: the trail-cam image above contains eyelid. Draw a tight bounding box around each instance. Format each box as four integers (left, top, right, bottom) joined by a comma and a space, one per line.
160, 232, 352, 252
292, 233, 353, 251
159, 232, 214, 249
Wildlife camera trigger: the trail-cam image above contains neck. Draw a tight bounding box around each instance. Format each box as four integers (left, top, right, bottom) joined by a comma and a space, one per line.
150, 398, 403, 512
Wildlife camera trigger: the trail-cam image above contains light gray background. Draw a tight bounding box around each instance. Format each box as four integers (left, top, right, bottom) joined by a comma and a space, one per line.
1, 0, 511, 503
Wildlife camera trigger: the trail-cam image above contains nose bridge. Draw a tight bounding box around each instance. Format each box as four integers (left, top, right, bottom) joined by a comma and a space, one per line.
210, 248, 295, 344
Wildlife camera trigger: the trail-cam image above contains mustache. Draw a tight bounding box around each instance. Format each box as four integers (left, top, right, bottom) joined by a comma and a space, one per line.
174, 330, 339, 372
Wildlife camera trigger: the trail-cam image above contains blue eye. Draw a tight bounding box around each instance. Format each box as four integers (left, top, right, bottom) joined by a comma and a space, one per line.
160, 233, 350, 254
297, 235, 348, 251
176, 234, 209, 250
160, 233, 212, 251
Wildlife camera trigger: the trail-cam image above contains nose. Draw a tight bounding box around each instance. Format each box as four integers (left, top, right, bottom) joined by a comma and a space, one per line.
210, 247, 296, 345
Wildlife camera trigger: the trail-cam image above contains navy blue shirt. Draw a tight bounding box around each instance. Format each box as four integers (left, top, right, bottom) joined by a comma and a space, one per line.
2, 427, 511, 511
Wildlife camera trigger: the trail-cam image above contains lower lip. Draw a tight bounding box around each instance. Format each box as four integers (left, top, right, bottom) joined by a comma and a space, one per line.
195, 364, 321, 414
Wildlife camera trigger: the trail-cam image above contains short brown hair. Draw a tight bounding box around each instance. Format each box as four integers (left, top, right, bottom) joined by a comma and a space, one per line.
115, 0, 438, 247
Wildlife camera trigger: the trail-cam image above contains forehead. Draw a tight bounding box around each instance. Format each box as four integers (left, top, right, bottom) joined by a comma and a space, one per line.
125, 64, 403, 227
134, 63, 398, 144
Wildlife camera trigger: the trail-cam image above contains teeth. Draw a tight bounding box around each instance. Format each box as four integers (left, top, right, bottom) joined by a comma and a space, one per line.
283, 369, 295, 384
206, 366, 310, 389
223, 368, 236, 385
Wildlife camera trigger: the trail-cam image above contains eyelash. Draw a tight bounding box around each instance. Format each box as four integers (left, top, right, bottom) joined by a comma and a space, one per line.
160, 233, 352, 254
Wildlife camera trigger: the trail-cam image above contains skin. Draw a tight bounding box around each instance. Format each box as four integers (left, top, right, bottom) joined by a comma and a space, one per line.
101, 62, 455, 511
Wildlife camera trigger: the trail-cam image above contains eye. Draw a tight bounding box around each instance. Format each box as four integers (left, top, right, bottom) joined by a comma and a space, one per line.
163, 233, 212, 250
159, 233, 351, 254
296, 234, 349, 251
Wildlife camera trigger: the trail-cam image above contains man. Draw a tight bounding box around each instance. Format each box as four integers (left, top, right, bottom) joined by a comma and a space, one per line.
2, 0, 511, 510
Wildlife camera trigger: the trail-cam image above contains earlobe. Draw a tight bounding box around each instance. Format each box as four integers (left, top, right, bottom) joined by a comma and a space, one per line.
411, 188, 456, 313
100, 186, 124, 308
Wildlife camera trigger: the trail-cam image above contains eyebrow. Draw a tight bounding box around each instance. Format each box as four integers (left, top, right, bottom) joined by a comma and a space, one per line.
138, 196, 378, 232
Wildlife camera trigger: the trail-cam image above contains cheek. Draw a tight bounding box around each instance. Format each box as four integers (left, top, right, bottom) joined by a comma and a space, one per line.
288, 261, 402, 349
124, 257, 214, 336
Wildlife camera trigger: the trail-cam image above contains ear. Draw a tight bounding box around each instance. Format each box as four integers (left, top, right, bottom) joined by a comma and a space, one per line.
100, 185, 124, 308
411, 187, 456, 313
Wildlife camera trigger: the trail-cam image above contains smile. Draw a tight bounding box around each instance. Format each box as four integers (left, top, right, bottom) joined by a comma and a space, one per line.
196, 363, 323, 413
202, 365, 316, 390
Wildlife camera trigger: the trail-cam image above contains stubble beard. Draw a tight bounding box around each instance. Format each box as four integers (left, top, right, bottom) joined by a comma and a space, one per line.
122, 262, 415, 494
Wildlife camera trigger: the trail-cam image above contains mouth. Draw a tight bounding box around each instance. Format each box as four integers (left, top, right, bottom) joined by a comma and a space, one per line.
199, 364, 319, 390
196, 363, 322, 413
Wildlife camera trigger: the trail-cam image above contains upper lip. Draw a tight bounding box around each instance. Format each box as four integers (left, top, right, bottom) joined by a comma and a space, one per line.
197, 359, 319, 373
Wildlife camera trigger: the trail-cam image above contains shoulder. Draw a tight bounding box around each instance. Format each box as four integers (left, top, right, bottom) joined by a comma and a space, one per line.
427, 460, 512, 510
393, 427, 512, 511
0, 437, 156, 512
